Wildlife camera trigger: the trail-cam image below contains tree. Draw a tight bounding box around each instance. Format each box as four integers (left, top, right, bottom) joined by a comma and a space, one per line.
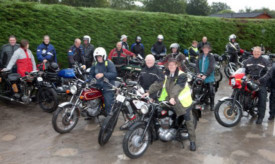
210, 2, 230, 14
217, 9, 235, 14
186, 0, 210, 16
144, 0, 187, 14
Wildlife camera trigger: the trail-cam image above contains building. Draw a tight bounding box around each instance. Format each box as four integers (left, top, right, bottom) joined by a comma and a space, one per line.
210, 12, 272, 19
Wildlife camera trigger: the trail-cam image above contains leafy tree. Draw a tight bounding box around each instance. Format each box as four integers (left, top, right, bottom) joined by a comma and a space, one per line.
210, 2, 230, 14
144, 0, 187, 14
186, 0, 210, 16
110, 0, 139, 9
217, 9, 235, 14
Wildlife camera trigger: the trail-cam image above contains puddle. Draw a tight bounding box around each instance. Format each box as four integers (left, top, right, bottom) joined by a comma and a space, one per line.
231, 150, 250, 157
245, 132, 263, 139
53, 148, 78, 157
84, 124, 99, 131
257, 149, 275, 163
203, 154, 234, 164
1, 134, 16, 141
117, 154, 130, 160
199, 118, 209, 123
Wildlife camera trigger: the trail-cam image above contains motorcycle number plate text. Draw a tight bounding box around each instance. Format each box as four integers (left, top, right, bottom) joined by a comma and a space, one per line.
116, 94, 125, 103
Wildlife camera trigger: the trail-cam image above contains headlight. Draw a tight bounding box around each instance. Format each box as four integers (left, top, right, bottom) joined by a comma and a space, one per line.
141, 104, 149, 114
70, 85, 77, 94
231, 78, 236, 86
37, 77, 43, 82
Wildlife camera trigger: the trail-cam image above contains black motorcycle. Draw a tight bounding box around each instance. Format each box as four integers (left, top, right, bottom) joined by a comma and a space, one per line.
0, 69, 58, 112
122, 98, 200, 159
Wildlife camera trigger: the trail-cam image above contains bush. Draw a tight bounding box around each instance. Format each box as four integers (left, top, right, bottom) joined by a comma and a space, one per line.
1, 1, 275, 67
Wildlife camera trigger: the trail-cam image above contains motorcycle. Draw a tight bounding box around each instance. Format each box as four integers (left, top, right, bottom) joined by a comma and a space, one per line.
98, 80, 146, 146
214, 68, 260, 127
122, 98, 200, 159
52, 77, 119, 134
0, 69, 59, 112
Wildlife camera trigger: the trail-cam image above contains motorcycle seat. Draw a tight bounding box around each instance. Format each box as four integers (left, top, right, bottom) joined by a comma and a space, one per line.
8, 73, 21, 81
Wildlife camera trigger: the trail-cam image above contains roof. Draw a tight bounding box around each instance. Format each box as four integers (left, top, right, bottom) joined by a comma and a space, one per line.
210, 12, 272, 18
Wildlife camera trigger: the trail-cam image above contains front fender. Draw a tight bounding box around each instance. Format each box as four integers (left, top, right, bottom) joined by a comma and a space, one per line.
58, 102, 74, 108
218, 97, 243, 109
129, 121, 155, 144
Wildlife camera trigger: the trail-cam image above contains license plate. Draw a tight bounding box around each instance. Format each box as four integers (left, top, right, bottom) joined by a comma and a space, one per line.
116, 94, 125, 103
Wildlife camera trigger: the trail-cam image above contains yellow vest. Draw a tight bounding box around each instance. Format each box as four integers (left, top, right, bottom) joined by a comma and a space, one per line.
188, 46, 199, 58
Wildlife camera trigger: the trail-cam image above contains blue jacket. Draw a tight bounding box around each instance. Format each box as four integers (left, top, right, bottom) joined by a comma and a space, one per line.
68, 45, 85, 67
37, 43, 57, 63
196, 53, 215, 83
89, 60, 117, 90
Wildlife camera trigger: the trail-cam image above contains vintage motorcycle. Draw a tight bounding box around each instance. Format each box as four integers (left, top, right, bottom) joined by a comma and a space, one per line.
122, 98, 200, 159
214, 68, 260, 127
0, 69, 59, 112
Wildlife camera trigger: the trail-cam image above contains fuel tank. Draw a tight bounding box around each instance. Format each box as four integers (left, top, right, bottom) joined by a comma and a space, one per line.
81, 88, 103, 101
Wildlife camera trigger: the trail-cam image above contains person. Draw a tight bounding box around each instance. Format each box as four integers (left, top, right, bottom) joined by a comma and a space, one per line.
83, 35, 94, 68
131, 36, 145, 58
121, 34, 129, 50
143, 58, 196, 151
108, 42, 135, 66
68, 38, 85, 68
198, 36, 211, 52
195, 44, 216, 111
0, 35, 20, 71
226, 34, 241, 63
89, 47, 117, 115
243, 46, 270, 124
2, 39, 36, 77
188, 41, 199, 63
36, 35, 57, 64
268, 63, 275, 120
162, 43, 186, 71
151, 34, 167, 60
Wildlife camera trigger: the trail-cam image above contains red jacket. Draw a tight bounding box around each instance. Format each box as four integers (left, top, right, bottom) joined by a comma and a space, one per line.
108, 48, 135, 65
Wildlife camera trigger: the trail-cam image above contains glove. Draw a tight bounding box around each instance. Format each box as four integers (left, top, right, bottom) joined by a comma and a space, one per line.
1, 68, 9, 72
47, 52, 53, 56
81, 65, 86, 70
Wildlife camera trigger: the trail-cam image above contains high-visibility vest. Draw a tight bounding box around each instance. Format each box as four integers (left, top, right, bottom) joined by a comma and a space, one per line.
188, 46, 199, 58
158, 71, 192, 107
94, 61, 108, 67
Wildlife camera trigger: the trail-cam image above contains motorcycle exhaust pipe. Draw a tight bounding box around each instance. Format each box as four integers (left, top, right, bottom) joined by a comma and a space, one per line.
0, 95, 14, 101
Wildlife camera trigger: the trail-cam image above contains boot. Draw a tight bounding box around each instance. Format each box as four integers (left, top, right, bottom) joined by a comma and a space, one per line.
268, 115, 274, 121
256, 117, 263, 124
190, 142, 196, 151
186, 119, 196, 151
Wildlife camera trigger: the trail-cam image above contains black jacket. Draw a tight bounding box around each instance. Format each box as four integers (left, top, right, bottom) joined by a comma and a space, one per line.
226, 42, 240, 55
139, 65, 164, 91
198, 41, 211, 52
122, 42, 129, 50
243, 56, 271, 86
83, 43, 94, 63
151, 42, 167, 55
0, 43, 20, 67
131, 42, 145, 58
196, 53, 215, 77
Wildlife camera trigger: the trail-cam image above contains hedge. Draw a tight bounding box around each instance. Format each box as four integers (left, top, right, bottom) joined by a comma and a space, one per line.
1, 1, 275, 67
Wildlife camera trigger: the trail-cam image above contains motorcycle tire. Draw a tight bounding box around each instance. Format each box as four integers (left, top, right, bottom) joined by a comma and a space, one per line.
123, 123, 151, 159
37, 87, 58, 113
52, 105, 79, 134
214, 99, 242, 127
215, 68, 223, 83
224, 64, 237, 79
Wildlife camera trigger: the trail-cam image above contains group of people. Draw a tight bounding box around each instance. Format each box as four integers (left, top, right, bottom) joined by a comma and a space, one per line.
0, 33, 275, 152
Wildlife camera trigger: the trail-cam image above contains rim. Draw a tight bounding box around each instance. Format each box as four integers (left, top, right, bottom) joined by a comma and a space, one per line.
39, 91, 55, 109
218, 101, 241, 125
56, 107, 77, 131
101, 116, 116, 143
127, 127, 149, 156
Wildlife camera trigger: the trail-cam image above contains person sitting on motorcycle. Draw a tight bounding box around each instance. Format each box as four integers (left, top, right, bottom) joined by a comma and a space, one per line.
0, 35, 20, 72
143, 58, 196, 151
195, 44, 216, 111
89, 47, 117, 115
131, 36, 145, 58
151, 34, 167, 60
121, 34, 129, 50
188, 41, 199, 63
226, 34, 241, 63
68, 38, 85, 68
198, 36, 211, 53
108, 42, 135, 66
37, 35, 57, 65
83, 35, 94, 68
2, 39, 36, 77
243, 46, 271, 124
161, 43, 186, 71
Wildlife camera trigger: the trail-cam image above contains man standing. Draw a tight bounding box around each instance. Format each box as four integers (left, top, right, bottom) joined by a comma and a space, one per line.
151, 34, 167, 60
226, 34, 241, 63
37, 35, 57, 63
198, 36, 211, 52
131, 36, 145, 58
188, 41, 199, 63
0, 35, 20, 71
68, 38, 85, 68
83, 35, 94, 68
121, 34, 129, 50
243, 46, 270, 124
108, 42, 135, 66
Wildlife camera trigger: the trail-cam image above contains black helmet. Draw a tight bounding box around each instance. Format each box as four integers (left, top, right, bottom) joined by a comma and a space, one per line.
247, 81, 259, 91
49, 62, 59, 72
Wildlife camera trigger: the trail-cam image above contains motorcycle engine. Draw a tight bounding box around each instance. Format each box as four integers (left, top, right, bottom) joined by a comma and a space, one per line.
158, 117, 176, 141
86, 99, 101, 117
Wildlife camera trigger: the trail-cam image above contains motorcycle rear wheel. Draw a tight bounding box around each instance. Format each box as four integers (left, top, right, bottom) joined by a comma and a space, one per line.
37, 87, 58, 113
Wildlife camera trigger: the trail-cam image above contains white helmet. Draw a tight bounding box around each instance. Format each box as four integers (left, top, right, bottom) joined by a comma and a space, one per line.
157, 34, 164, 40
83, 35, 91, 43
170, 43, 180, 49
229, 34, 236, 41
93, 47, 107, 61
120, 34, 127, 41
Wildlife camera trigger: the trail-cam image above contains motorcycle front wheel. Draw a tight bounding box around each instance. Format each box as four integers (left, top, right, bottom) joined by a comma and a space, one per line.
215, 68, 223, 83
123, 123, 151, 159
224, 63, 237, 78
37, 87, 59, 113
52, 105, 79, 134
214, 99, 242, 127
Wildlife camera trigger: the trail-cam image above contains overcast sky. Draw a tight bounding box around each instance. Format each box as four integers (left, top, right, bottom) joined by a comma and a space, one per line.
207, 0, 275, 12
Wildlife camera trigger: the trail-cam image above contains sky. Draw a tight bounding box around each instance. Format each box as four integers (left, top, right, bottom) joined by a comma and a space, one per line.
207, 0, 275, 12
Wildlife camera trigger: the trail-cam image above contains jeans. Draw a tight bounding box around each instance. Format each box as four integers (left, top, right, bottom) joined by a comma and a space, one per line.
103, 90, 115, 114
206, 82, 215, 107
269, 89, 275, 117
258, 86, 267, 118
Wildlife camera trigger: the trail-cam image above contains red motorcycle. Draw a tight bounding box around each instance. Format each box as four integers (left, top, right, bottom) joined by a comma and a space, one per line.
214, 68, 259, 127
52, 77, 122, 134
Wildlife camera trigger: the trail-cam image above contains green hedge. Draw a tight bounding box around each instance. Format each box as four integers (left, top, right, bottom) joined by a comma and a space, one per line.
1, 1, 275, 67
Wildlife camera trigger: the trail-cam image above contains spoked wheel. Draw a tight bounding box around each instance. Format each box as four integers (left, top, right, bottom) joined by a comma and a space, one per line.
214, 100, 242, 127
52, 105, 79, 134
224, 64, 237, 78
215, 68, 223, 83
123, 124, 151, 159
38, 88, 58, 113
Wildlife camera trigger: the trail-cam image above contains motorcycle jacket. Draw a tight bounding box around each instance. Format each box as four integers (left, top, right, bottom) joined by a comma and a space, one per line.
0, 43, 20, 67
68, 45, 85, 67
139, 65, 164, 91
37, 42, 57, 63
226, 42, 240, 55
131, 42, 145, 58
